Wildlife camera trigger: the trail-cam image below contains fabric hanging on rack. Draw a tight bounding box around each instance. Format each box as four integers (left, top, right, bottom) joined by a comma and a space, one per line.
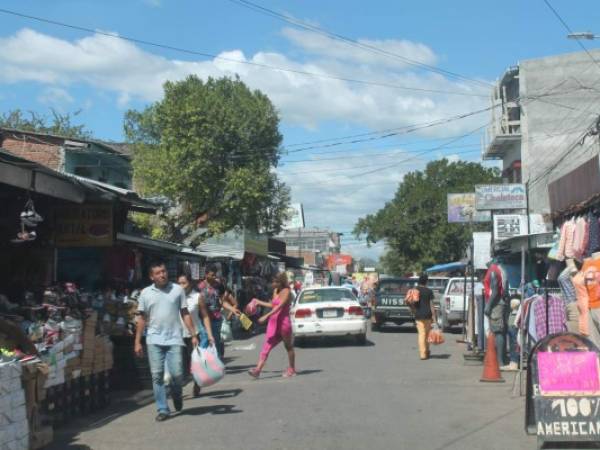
532, 294, 567, 340
558, 218, 576, 261
589, 212, 600, 257
557, 267, 577, 303
572, 271, 591, 336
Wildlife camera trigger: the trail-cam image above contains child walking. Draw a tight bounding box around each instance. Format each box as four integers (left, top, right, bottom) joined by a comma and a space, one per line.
248, 273, 296, 378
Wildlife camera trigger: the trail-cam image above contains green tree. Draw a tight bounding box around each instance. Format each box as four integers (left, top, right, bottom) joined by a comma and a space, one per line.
0, 109, 92, 139
354, 159, 499, 275
125, 75, 290, 241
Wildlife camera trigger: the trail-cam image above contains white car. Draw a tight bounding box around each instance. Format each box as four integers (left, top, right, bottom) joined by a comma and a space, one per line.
291, 286, 368, 345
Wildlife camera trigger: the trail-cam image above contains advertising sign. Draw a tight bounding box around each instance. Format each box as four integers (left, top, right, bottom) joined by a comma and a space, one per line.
493, 214, 550, 242
473, 232, 492, 270
526, 333, 600, 449
326, 254, 353, 271
55, 204, 113, 247
447, 193, 491, 223
282, 203, 305, 229
493, 215, 527, 242
475, 184, 527, 210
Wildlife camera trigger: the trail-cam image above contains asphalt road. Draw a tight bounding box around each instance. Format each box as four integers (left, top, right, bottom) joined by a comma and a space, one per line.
50, 326, 535, 450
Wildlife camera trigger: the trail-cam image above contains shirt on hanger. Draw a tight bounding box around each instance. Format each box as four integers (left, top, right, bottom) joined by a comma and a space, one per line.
587, 212, 600, 257
533, 295, 567, 340
581, 258, 600, 309
557, 267, 577, 303
572, 271, 590, 336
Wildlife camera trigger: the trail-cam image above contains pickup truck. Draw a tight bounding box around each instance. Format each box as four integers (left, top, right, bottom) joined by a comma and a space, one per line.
371, 278, 417, 331
438, 277, 483, 331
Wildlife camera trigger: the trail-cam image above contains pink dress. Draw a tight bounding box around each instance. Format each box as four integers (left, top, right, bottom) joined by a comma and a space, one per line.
259, 296, 292, 360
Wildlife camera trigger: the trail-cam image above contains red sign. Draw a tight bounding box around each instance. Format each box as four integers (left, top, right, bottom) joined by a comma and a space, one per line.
326, 254, 353, 271
538, 352, 600, 395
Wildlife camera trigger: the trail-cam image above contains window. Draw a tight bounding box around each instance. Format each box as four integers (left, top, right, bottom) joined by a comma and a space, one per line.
298, 289, 356, 304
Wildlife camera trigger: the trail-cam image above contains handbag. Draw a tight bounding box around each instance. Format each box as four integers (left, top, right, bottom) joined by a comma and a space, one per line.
239, 313, 253, 331
190, 345, 225, 387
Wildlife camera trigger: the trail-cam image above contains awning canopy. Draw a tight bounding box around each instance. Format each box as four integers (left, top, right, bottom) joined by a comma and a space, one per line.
494, 232, 556, 255
0, 149, 158, 212
425, 262, 466, 273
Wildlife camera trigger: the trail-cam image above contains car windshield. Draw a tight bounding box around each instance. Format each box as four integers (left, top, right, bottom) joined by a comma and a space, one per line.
298, 289, 356, 304
378, 280, 415, 295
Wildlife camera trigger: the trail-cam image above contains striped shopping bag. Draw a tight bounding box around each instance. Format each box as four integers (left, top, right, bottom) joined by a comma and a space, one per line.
190, 345, 225, 387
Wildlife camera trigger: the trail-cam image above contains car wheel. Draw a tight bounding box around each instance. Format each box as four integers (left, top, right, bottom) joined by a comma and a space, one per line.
355, 333, 367, 345
294, 337, 305, 348
371, 321, 380, 332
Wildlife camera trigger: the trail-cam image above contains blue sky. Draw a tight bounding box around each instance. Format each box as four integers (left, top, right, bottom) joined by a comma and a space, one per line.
0, 0, 598, 259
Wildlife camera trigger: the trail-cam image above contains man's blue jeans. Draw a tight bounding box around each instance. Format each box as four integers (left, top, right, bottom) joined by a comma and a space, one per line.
147, 344, 184, 414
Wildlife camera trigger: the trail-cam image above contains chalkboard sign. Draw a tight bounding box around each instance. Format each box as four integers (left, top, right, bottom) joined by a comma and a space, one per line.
526, 333, 600, 449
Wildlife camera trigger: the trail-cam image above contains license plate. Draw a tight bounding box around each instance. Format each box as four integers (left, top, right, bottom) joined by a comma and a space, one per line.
322, 309, 337, 318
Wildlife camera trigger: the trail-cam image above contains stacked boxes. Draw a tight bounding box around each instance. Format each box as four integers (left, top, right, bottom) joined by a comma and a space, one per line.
21, 362, 52, 450
92, 336, 114, 374
81, 312, 98, 376
0, 360, 29, 450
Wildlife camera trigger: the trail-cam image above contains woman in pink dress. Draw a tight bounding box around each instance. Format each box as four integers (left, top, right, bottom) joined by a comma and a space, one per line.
248, 272, 296, 378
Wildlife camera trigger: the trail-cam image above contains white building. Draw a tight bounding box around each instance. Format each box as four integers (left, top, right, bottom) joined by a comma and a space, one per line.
483, 49, 600, 215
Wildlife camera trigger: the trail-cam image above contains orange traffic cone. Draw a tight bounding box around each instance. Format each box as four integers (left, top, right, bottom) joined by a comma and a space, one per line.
480, 333, 505, 383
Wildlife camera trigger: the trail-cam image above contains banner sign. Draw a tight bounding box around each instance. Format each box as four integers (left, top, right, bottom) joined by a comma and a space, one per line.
493, 215, 527, 242
447, 193, 491, 223
55, 204, 113, 247
475, 184, 527, 210
282, 203, 305, 229
493, 214, 550, 242
473, 232, 492, 270
526, 333, 600, 448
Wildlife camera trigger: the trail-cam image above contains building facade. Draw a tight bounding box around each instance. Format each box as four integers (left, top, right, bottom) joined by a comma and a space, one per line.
483, 49, 600, 215
0, 128, 132, 189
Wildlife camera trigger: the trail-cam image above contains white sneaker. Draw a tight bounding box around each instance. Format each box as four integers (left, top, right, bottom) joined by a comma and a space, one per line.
500, 362, 518, 372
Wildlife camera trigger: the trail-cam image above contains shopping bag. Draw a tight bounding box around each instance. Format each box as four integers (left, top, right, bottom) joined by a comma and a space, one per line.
239, 313, 253, 331
220, 319, 233, 343
190, 345, 225, 388
427, 329, 445, 345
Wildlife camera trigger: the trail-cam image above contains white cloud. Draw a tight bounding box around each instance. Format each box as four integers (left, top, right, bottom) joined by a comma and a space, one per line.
281, 27, 438, 69
38, 87, 74, 106
0, 28, 489, 134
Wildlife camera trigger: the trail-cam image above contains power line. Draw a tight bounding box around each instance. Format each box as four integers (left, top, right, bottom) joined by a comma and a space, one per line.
542, 0, 600, 73
0, 8, 489, 98
225, 0, 493, 89
287, 123, 488, 188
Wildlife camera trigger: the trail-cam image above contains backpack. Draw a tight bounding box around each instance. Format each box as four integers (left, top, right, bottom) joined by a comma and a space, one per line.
405, 288, 420, 305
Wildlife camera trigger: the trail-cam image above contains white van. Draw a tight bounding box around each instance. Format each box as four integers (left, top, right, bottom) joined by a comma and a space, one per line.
438, 277, 483, 331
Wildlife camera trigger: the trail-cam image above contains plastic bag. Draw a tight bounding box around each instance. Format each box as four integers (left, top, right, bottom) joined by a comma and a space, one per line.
428, 329, 445, 345
220, 320, 233, 343
190, 345, 225, 388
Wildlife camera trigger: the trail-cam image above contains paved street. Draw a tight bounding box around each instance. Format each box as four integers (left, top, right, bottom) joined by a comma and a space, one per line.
50, 327, 535, 450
